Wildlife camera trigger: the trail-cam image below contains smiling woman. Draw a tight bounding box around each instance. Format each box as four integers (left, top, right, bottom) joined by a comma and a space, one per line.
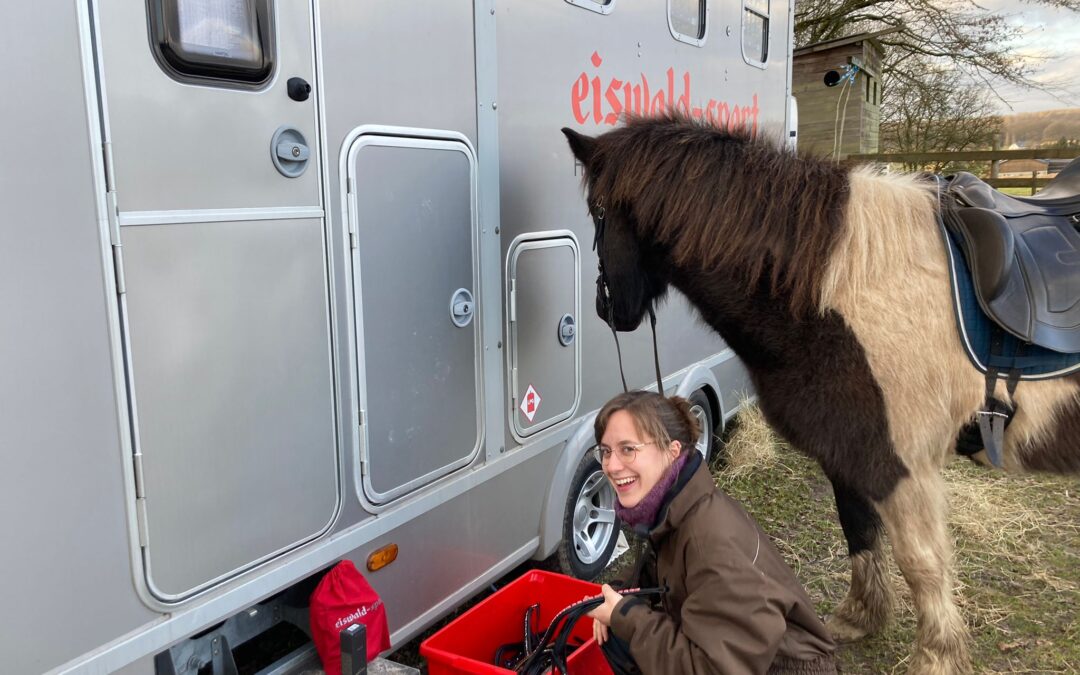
585, 391, 838, 675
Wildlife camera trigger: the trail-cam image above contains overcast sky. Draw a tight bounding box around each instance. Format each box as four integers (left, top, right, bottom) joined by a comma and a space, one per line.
978, 1, 1080, 113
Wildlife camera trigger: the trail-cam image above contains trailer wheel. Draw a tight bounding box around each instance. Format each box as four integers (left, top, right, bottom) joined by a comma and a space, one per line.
558, 451, 619, 580
687, 389, 718, 463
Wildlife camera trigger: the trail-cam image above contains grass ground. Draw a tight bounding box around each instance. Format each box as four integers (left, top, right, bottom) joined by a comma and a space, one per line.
717, 406, 1080, 674
997, 187, 1040, 197
390, 406, 1080, 673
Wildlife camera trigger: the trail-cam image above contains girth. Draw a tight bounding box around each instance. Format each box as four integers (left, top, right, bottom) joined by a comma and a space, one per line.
941, 160, 1080, 354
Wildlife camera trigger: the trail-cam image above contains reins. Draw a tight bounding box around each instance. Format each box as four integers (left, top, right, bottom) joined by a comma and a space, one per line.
592, 197, 665, 395
509, 586, 666, 675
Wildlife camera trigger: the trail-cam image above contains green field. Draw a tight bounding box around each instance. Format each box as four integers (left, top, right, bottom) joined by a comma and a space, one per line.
996, 187, 1040, 197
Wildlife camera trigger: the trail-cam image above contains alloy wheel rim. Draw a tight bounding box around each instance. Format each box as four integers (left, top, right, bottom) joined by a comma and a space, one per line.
690, 403, 710, 458
573, 470, 617, 565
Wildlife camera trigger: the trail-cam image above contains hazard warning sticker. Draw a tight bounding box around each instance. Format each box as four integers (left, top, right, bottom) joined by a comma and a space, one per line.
519, 384, 542, 423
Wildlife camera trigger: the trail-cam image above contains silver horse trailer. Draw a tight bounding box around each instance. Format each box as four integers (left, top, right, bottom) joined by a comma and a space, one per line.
1, 1, 793, 672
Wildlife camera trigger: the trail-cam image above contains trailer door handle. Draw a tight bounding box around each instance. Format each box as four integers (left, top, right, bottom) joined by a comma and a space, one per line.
450, 288, 475, 328
269, 126, 310, 178
276, 141, 310, 163
558, 314, 576, 346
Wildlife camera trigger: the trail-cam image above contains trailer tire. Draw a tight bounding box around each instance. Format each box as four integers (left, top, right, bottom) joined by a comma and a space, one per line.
687, 389, 718, 463
557, 451, 619, 580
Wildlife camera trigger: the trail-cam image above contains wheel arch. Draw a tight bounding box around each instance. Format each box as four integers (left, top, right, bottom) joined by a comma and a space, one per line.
536, 413, 598, 559
673, 365, 726, 435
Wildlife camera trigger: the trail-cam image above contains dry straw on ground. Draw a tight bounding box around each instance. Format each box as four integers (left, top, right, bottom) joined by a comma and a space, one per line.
716, 404, 1080, 674
714, 401, 780, 478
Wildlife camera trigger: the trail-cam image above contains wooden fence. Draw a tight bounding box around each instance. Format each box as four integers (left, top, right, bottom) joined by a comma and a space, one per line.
843, 148, 1078, 193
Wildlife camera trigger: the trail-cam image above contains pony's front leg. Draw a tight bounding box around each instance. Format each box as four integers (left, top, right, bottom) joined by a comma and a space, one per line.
876, 467, 972, 675
826, 481, 895, 642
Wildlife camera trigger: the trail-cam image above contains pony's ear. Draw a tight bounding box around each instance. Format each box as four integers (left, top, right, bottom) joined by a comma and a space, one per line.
562, 128, 597, 166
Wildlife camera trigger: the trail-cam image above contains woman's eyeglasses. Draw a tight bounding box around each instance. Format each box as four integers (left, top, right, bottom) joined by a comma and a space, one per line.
591, 442, 655, 464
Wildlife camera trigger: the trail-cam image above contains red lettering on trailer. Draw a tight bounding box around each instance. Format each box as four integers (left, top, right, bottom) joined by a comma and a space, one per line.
570, 52, 760, 135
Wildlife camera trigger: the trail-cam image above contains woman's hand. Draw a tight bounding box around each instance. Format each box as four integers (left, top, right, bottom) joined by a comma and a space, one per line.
592, 616, 610, 644
586, 583, 623, 643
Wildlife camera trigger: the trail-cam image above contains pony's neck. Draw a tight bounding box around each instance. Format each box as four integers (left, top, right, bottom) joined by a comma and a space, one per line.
633, 145, 850, 318
667, 263, 808, 372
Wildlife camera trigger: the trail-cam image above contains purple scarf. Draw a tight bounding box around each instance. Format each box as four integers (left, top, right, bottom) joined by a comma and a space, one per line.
615, 451, 691, 528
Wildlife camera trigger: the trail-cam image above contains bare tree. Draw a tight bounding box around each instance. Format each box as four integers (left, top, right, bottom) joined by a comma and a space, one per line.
880, 58, 1003, 172
795, 0, 1079, 102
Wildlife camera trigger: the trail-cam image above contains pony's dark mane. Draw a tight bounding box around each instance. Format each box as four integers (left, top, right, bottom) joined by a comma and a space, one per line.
588, 113, 850, 315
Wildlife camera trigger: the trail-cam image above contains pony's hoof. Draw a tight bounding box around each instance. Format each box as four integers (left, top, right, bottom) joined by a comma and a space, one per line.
825, 614, 872, 643
826, 596, 889, 642
905, 645, 973, 675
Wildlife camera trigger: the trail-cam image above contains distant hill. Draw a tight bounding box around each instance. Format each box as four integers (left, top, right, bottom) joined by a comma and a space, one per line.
1001, 108, 1080, 148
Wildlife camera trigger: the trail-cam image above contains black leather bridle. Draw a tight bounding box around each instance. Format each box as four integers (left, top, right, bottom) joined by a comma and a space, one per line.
591, 196, 665, 395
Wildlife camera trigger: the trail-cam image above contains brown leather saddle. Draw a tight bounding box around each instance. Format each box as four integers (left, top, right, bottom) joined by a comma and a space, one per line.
941, 158, 1080, 354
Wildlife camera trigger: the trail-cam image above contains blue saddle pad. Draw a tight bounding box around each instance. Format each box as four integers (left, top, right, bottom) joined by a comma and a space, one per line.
942, 225, 1080, 379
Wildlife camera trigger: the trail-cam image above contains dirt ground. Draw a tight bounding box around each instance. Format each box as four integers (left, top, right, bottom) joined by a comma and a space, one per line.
390, 406, 1080, 673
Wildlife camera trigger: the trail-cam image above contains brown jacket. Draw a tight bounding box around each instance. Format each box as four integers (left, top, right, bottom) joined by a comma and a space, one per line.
609, 454, 836, 675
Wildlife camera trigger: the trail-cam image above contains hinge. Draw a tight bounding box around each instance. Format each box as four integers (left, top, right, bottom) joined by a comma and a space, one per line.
102, 142, 125, 295
346, 178, 358, 249
135, 498, 149, 548
132, 453, 148, 547
103, 142, 120, 243
102, 142, 117, 194
357, 409, 367, 478
509, 279, 517, 323
511, 366, 518, 400
111, 243, 126, 295
106, 193, 121, 246
132, 452, 146, 497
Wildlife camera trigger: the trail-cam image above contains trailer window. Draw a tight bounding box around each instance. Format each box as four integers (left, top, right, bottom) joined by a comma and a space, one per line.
742, 0, 769, 65
565, 0, 614, 15
669, 0, 707, 45
148, 0, 275, 86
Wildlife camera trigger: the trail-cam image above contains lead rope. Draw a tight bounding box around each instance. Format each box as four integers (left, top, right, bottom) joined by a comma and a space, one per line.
594, 198, 630, 394
608, 308, 630, 393
593, 197, 665, 395
648, 307, 663, 395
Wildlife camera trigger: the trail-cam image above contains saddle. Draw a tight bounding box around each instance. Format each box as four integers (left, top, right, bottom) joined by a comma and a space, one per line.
941, 158, 1080, 354
937, 158, 1080, 466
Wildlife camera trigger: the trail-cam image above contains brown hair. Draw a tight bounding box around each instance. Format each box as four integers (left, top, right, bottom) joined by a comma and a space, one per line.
583, 112, 850, 316
594, 390, 701, 452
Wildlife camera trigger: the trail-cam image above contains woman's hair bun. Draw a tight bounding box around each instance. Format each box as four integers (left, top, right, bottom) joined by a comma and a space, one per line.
667, 395, 701, 442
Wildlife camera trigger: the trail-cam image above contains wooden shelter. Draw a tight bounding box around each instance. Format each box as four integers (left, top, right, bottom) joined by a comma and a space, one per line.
792, 29, 895, 158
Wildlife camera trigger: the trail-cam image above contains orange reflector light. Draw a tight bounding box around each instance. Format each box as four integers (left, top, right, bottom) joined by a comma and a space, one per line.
367, 544, 399, 572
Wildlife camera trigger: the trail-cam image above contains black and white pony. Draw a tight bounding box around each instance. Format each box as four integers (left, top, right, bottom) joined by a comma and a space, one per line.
563, 115, 1080, 674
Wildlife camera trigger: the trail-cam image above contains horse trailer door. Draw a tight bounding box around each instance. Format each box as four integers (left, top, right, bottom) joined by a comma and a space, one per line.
508, 236, 581, 437
346, 133, 483, 504
95, 1, 338, 601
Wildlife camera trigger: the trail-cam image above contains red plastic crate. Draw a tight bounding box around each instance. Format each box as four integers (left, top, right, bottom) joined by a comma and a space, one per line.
420, 570, 614, 675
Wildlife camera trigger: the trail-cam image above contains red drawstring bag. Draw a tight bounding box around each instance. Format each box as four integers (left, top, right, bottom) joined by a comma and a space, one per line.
310, 561, 392, 674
